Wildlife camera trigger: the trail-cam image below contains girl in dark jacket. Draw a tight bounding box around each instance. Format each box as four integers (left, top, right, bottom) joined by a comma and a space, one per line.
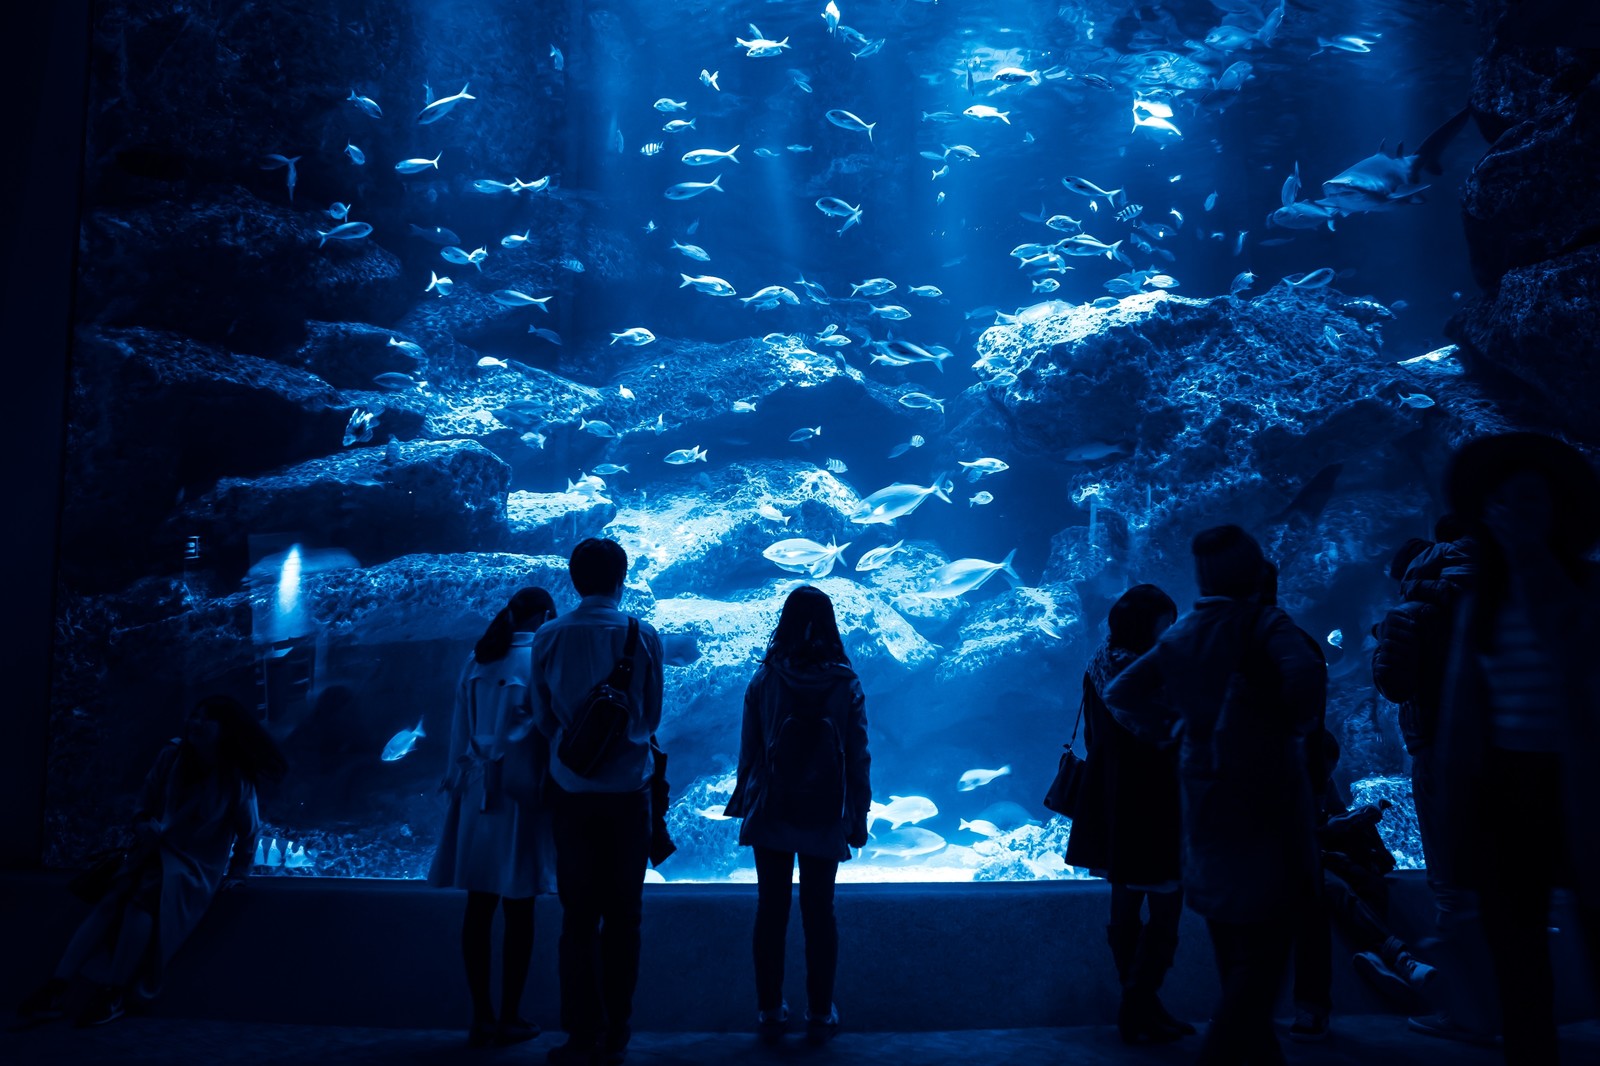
1064, 583, 1188, 1044
724, 586, 871, 1045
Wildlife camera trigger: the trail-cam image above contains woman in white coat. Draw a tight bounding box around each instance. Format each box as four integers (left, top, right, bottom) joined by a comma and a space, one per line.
428, 586, 558, 1047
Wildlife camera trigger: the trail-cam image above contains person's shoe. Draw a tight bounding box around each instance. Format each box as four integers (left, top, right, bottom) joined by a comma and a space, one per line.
17, 978, 69, 1021
1393, 950, 1437, 990
1407, 1012, 1499, 1047
496, 1016, 540, 1046
466, 1017, 497, 1048
72, 986, 124, 1028
1353, 951, 1427, 1012
546, 1037, 599, 1065
1149, 995, 1196, 1037
805, 1004, 840, 1046
1118, 994, 1182, 1044
757, 1001, 789, 1043
600, 1025, 631, 1065
1288, 1006, 1330, 1043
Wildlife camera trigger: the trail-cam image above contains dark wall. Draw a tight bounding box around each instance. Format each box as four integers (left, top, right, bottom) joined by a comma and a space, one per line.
0, 0, 91, 868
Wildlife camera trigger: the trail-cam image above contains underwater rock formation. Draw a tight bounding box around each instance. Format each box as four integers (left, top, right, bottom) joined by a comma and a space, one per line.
507, 489, 617, 556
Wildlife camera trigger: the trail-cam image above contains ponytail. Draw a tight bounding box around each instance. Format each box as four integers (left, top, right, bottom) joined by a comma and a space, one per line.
474, 586, 557, 663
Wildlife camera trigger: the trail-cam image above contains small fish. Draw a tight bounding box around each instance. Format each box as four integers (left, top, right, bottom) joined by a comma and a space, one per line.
960, 457, 1009, 477
425, 271, 453, 296
943, 144, 980, 161
259, 153, 301, 200
640, 141, 663, 157
695, 805, 732, 821
344, 143, 366, 165
373, 371, 422, 391
1205, 191, 1218, 211
763, 537, 850, 578
968, 491, 994, 507
492, 290, 553, 310
416, 82, 475, 125
790, 69, 813, 93
1062, 175, 1122, 206
665, 445, 709, 465
700, 68, 720, 90
756, 502, 789, 525
921, 111, 959, 123
477, 356, 506, 368
387, 337, 424, 358
550, 44, 564, 70
787, 144, 812, 153
472, 178, 521, 194
1323, 325, 1343, 348
501, 230, 531, 248
343, 408, 377, 447
1315, 35, 1377, 55
754, 148, 778, 159
679, 273, 736, 296
326, 202, 350, 221
885, 435, 926, 459
851, 478, 953, 524
993, 67, 1041, 86
1045, 215, 1082, 233
654, 98, 689, 112
1075, 73, 1114, 91
871, 304, 912, 320
440, 245, 486, 268
409, 224, 460, 245
1398, 393, 1436, 409
682, 145, 740, 166
1234, 230, 1250, 255
1132, 112, 1182, 137
867, 794, 938, 831
963, 104, 1011, 124
663, 118, 696, 133
521, 431, 547, 449
382, 718, 427, 761
825, 109, 877, 142
957, 765, 1011, 791
665, 176, 724, 200
528, 327, 563, 345
815, 197, 864, 234
851, 277, 896, 297
922, 550, 1020, 599
736, 34, 791, 58
822, 1, 840, 35
316, 221, 372, 247
1144, 274, 1179, 289
1032, 278, 1060, 293
908, 285, 942, 298
1229, 271, 1256, 296
958, 818, 1004, 838
931, 165, 949, 180
825, 458, 848, 474
733, 400, 757, 413
348, 90, 383, 118
1285, 267, 1336, 289
788, 426, 822, 442
579, 418, 619, 438
558, 257, 585, 273
619, 386, 635, 401
854, 539, 906, 571
1327, 629, 1345, 648
610, 328, 656, 346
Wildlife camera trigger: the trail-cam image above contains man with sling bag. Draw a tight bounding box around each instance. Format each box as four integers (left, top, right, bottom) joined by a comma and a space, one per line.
532, 539, 665, 1066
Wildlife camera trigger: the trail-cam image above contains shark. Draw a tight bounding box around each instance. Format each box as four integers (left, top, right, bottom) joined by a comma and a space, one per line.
1317, 108, 1471, 215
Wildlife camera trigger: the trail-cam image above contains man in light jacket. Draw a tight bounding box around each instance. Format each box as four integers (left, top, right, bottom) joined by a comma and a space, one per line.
532, 538, 664, 1066
1104, 525, 1325, 1066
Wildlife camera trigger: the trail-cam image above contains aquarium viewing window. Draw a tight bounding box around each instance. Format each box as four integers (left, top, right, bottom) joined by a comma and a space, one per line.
48, 0, 1482, 882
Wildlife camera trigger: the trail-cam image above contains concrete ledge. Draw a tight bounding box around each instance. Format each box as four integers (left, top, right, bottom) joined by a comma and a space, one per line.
1, 873, 1589, 1032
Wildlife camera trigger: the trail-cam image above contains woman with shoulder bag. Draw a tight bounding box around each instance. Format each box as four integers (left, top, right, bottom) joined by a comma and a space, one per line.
1064, 584, 1189, 1044
428, 587, 559, 1048
724, 586, 872, 1046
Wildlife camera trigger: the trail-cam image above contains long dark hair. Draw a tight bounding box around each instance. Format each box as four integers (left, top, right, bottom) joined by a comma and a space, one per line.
1446, 433, 1600, 649
763, 585, 850, 667
194, 695, 288, 785
475, 587, 557, 663
1106, 583, 1178, 655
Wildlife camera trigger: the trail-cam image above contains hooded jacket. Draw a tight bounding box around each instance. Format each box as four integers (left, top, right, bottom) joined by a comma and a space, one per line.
724, 657, 871, 862
1372, 538, 1477, 753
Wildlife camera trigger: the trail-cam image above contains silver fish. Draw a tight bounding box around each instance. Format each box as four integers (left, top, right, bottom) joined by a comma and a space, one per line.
665, 176, 724, 199
665, 445, 708, 464
492, 289, 553, 310
825, 109, 876, 141
381, 718, 426, 761
316, 221, 371, 247
417, 82, 474, 125
851, 477, 954, 524
762, 537, 849, 577
679, 273, 736, 296
348, 90, 382, 118
854, 539, 906, 571
922, 550, 1020, 599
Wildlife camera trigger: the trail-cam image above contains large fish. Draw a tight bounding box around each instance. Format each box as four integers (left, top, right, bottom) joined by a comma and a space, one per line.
850, 477, 954, 524
417, 82, 475, 125
921, 550, 1020, 599
1317, 108, 1470, 215
762, 537, 850, 577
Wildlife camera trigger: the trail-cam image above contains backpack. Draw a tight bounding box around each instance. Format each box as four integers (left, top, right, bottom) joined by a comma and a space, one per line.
764, 693, 847, 829
557, 618, 639, 778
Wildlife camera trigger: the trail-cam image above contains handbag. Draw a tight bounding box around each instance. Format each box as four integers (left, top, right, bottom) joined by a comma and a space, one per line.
648, 735, 676, 868
68, 848, 129, 904
1042, 680, 1089, 818
558, 619, 640, 777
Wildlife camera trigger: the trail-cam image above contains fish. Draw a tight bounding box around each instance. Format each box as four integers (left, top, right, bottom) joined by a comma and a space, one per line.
762, 537, 849, 577
868, 795, 938, 831
871, 304, 912, 320
528, 327, 562, 345
348, 90, 383, 118
931, 165, 949, 181
498, 230, 532, 249
343, 408, 377, 447
851, 278, 896, 297
957, 766, 1011, 791
736, 34, 791, 58
593, 464, 630, 476
942, 144, 980, 161
815, 197, 864, 234
968, 491, 994, 507
790, 69, 813, 93
993, 67, 1041, 85
1045, 215, 1082, 233
665, 445, 709, 465
1315, 35, 1378, 55
1318, 108, 1470, 215
671, 240, 710, 261
700, 68, 720, 89
787, 144, 813, 153
1056, 235, 1125, 261
1205, 191, 1219, 211
886, 435, 926, 459
663, 118, 696, 133
1327, 629, 1345, 648
695, 806, 731, 821
822, 1, 840, 35
682, 145, 740, 166
958, 818, 1004, 838
679, 273, 737, 296
743, 285, 801, 309
579, 418, 618, 438
654, 98, 689, 111
521, 432, 547, 449
1133, 95, 1174, 119
1075, 73, 1114, 91
425, 271, 452, 296
1115, 203, 1144, 223
1032, 278, 1060, 294
908, 285, 943, 298
854, 539, 905, 571
440, 245, 486, 268
1133, 113, 1183, 137
921, 110, 960, 123
874, 339, 951, 372
963, 104, 1011, 124
1062, 440, 1132, 462
417, 82, 474, 125
793, 276, 831, 303
898, 392, 944, 412
619, 386, 635, 401
1144, 274, 1180, 289
864, 827, 947, 861
472, 178, 522, 195
640, 142, 663, 157
344, 143, 366, 165
922, 550, 1020, 599
851, 477, 954, 524
558, 256, 584, 273
1398, 393, 1436, 409
1229, 271, 1256, 296
409, 224, 460, 245
492, 290, 553, 310
1284, 267, 1336, 289
387, 337, 424, 358
394, 152, 442, 174
610, 328, 656, 346
665, 176, 724, 200
788, 426, 822, 442
1323, 325, 1343, 348
852, 38, 884, 60
259, 153, 301, 200
754, 148, 778, 159
825, 458, 848, 474
315, 221, 372, 247
1269, 163, 1340, 231
733, 400, 758, 413
1062, 175, 1122, 206
477, 356, 506, 368
550, 44, 564, 70
756, 502, 789, 524
373, 371, 422, 391
825, 109, 877, 141
960, 457, 1009, 477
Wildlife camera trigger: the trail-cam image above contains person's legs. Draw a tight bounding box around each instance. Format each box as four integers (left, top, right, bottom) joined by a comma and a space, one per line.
1107, 883, 1145, 982
796, 854, 840, 1018
752, 847, 794, 1014
1292, 872, 1333, 1022
51, 895, 122, 980
105, 901, 155, 989
500, 895, 536, 1034
1136, 888, 1193, 1034
596, 788, 650, 1049
554, 790, 605, 1048
462, 891, 498, 1029
1196, 917, 1291, 1066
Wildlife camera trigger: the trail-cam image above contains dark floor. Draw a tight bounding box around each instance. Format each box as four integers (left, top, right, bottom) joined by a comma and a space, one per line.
4, 1016, 1599, 1066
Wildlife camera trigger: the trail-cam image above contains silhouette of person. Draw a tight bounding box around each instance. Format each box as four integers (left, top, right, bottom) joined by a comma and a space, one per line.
532, 539, 664, 1066
1433, 433, 1600, 1066
1063, 583, 1192, 1044
1104, 525, 1324, 1066
428, 587, 559, 1048
19, 696, 285, 1027
723, 585, 871, 1045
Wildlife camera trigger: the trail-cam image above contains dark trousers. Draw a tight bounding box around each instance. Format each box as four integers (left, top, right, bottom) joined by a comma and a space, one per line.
752, 847, 840, 1015
1294, 866, 1396, 1011
552, 786, 651, 1044
1198, 916, 1295, 1066
1479, 748, 1600, 1066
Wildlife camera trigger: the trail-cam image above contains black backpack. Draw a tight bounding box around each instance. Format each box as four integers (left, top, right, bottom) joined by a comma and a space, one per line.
765, 693, 847, 829
557, 618, 639, 778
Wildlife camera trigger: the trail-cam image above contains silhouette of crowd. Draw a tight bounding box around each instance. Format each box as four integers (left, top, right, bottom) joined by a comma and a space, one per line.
18, 432, 1600, 1066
